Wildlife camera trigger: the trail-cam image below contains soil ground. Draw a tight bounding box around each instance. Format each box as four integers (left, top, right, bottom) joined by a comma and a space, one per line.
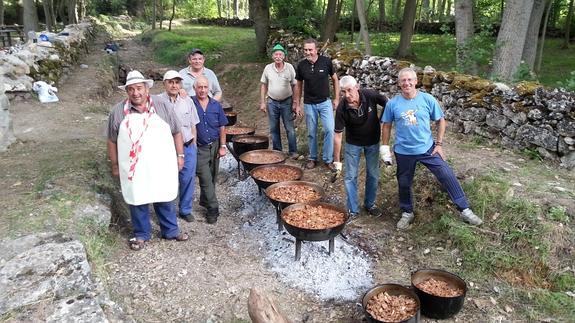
1, 30, 574, 322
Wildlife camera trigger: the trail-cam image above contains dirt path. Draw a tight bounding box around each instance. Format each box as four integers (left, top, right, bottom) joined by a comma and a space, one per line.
1, 31, 574, 323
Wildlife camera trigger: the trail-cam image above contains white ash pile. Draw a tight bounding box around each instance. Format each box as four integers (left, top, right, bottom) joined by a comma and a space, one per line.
220, 154, 374, 301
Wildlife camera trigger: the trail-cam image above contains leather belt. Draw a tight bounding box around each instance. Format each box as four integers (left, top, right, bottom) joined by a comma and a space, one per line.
184, 139, 194, 147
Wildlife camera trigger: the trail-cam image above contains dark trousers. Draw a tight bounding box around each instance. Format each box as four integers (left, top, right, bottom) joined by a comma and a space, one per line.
395, 145, 469, 213
196, 142, 220, 211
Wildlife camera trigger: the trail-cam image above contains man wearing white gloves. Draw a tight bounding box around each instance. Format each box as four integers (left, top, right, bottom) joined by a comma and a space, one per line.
381, 67, 483, 230
333, 76, 388, 220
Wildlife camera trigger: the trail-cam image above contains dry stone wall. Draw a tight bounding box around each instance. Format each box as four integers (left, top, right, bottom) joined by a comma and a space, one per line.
344, 57, 575, 168
0, 20, 95, 151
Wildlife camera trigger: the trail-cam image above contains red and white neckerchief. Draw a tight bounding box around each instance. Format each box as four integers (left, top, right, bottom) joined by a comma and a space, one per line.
123, 96, 155, 181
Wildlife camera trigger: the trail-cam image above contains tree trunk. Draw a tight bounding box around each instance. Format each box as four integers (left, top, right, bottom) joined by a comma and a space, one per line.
217, 0, 222, 17
250, 0, 269, 56
378, 0, 386, 30
438, 0, 446, 20
445, 0, 451, 16
356, 0, 372, 54
67, 0, 77, 24
351, 0, 356, 42
152, 0, 156, 29
563, 0, 574, 48
522, 0, 546, 69
43, 0, 54, 31
455, 0, 474, 72
23, 0, 38, 40
491, 0, 534, 81
233, 0, 238, 17
126, 0, 145, 17
431, 0, 436, 19
321, 0, 339, 41
78, 0, 85, 21
247, 288, 291, 323
536, 0, 553, 73
395, 0, 418, 58
57, 0, 67, 24
0, 0, 4, 26
159, 0, 164, 29
169, 0, 176, 31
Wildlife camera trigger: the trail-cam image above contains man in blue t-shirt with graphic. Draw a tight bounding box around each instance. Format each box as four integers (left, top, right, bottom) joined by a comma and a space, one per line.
380, 67, 483, 230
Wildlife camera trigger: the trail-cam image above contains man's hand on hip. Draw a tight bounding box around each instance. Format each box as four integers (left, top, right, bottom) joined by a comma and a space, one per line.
379, 145, 393, 166
432, 145, 446, 160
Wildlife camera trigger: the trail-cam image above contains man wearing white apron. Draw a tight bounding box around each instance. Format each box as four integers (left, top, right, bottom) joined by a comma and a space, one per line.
107, 70, 189, 251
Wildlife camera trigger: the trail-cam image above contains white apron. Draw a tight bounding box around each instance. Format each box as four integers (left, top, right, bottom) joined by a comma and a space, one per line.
117, 103, 178, 205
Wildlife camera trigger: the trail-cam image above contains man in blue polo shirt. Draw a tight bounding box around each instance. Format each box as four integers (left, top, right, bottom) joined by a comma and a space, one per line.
381, 67, 483, 230
294, 38, 339, 171
192, 76, 228, 224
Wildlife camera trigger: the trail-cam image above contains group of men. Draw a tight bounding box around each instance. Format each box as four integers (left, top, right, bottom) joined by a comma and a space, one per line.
107, 49, 227, 251
259, 39, 483, 229
107, 39, 483, 251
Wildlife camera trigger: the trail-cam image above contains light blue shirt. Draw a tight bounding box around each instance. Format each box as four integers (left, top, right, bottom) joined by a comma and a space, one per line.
381, 91, 444, 155
178, 67, 222, 98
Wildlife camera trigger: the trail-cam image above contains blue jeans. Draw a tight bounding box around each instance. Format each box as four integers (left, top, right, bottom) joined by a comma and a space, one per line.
395, 145, 469, 213
178, 143, 197, 215
129, 202, 179, 240
344, 143, 380, 213
304, 99, 334, 163
267, 97, 297, 154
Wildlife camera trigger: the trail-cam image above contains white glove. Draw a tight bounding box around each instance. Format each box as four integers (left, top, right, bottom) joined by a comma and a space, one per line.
333, 162, 343, 172
379, 145, 393, 165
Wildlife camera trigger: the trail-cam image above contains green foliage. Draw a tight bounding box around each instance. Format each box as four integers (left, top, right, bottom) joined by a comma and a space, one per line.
550, 272, 575, 292
522, 148, 543, 161
546, 206, 570, 223
523, 289, 575, 319
271, 0, 322, 36
276, 16, 320, 36
456, 25, 496, 75
557, 71, 575, 91
514, 62, 538, 82
181, 0, 218, 18
91, 0, 127, 15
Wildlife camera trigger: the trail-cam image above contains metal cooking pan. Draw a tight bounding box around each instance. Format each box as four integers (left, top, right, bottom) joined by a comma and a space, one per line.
250, 164, 303, 191
280, 201, 348, 242
238, 149, 286, 173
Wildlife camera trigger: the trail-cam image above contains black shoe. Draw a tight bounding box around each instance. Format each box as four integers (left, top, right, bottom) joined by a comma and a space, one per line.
180, 213, 194, 222
199, 201, 208, 208
365, 205, 382, 217
206, 215, 218, 224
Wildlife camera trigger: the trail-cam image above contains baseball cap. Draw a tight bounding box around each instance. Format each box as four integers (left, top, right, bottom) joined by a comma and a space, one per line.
271, 44, 287, 55
163, 70, 183, 81
189, 48, 204, 56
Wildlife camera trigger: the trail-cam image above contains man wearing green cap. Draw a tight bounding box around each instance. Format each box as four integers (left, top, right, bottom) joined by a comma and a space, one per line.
259, 44, 299, 159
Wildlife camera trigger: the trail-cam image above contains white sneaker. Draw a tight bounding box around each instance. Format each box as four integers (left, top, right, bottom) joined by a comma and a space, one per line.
460, 208, 483, 225
396, 212, 414, 230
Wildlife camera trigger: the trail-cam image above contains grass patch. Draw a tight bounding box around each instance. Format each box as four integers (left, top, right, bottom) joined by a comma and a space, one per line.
522, 289, 575, 320
546, 206, 570, 223
77, 216, 119, 277
140, 25, 263, 68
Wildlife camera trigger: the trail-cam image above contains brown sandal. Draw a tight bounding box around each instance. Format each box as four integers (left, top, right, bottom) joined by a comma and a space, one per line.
173, 232, 189, 242
128, 238, 146, 251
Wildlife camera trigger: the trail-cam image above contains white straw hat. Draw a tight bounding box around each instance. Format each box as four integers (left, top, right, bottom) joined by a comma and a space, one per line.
118, 70, 154, 90
163, 70, 183, 81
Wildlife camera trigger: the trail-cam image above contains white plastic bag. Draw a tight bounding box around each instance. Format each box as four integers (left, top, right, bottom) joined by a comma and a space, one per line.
32, 81, 59, 103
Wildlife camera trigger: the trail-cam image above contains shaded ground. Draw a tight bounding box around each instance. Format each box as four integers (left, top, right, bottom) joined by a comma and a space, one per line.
1, 29, 574, 323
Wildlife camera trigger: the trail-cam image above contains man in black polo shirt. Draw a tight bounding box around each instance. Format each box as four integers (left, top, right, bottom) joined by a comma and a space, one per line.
333, 75, 388, 219
294, 38, 339, 171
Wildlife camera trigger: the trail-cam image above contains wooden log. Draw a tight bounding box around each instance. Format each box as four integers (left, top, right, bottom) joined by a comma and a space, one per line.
247, 287, 292, 323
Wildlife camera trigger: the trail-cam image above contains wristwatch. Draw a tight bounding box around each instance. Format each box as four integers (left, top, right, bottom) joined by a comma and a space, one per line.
177, 154, 185, 158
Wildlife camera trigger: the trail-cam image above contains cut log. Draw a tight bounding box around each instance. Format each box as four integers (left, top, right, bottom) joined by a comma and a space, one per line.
247, 287, 292, 323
